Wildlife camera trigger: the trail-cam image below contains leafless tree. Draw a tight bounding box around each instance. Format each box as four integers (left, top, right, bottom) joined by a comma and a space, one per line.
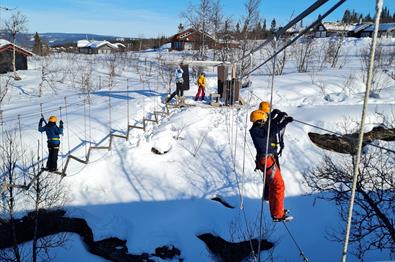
4, 11, 28, 80
0, 132, 24, 262
26, 153, 68, 262
37, 56, 66, 96
304, 148, 395, 260
325, 35, 345, 68
0, 76, 13, 109
360, 44, 393, 97
181, 0, 214, 60
292, 37, 315, 73
237, 0, 261, 80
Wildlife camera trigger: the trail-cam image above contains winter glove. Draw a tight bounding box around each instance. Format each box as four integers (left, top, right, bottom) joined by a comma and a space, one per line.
39, 117, 45, 124
59, 120, 64, 128
285, 116, 294, 123
271, 109, 281, 116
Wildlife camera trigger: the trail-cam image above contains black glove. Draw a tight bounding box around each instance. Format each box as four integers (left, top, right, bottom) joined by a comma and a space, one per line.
59, 120, 64, 128
271, 109, 281, 116
39, 117, 45, 124
285, 116, 294, 123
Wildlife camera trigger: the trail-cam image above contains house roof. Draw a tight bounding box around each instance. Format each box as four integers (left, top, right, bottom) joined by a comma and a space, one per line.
0, 39, 33, 56
362, 23, 395, 32
77, 40, 119, 49
322, 22, 356, 32
172, 28, 216, 42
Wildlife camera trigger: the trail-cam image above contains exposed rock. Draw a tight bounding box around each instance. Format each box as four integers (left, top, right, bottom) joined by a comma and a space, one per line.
197, 233, 274, 262
0, 209, 180, 262
308, 126, 395, 155
153, 245, 181, 260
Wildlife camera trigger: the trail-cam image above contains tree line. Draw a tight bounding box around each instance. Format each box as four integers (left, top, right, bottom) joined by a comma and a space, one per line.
341, 6, 395, 23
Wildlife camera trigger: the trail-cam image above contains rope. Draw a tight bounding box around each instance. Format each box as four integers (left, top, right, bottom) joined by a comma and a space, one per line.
83, 98, 88, 157
59, 106, 64, 170
257, 36, 278, 262
39, 103, 44, 168
282, 222, 309, 262
231, 91, 257, 261
342, 1, 383, 261
17, 114, 23, 157
64, 97, 71, 154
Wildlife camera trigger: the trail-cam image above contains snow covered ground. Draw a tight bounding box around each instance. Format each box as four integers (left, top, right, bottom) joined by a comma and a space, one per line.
1, 38, 394, 261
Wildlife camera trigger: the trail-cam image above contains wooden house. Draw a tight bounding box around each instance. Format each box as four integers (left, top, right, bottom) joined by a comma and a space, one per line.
357, 23, 395, 38
313, 22, 355, 38
169, 28, 217, 51
0, 39, 33, 74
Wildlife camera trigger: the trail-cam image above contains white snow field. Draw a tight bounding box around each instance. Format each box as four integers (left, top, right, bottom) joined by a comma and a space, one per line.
1, 38, 394, 261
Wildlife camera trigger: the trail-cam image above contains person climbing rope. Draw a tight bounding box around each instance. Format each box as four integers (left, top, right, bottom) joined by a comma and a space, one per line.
166, 64, 184, 104
249, 101, 293, 222
195, 72, 206, 101
38, 115, 63, 172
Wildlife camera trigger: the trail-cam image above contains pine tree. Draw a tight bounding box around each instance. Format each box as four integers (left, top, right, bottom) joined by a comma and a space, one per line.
342, 10, 351, 23
178, 23, 185, 32
270, 18, 276, 33
32, 32, 42, 56
262, 18, 266, 31
235, 22, 240, 33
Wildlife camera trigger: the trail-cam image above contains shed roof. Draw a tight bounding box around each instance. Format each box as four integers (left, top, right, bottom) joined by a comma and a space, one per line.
0, 39, 33, 56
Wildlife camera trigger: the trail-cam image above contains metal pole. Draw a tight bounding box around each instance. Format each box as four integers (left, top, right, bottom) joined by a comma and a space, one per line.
342, 1, 383, 261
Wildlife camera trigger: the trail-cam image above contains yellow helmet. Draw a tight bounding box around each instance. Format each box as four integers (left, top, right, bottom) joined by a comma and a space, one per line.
259, 101, 270, 113
250, 110, 268, 123
48, 115, 57, 123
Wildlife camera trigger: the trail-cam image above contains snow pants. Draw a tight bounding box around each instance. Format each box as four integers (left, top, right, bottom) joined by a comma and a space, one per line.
47, 144, 59, 171
257, 155, 285, 219
195, 85, 205, 101
167, 82, 184, 103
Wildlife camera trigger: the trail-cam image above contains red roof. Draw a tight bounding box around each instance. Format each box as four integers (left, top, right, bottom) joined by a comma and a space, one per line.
0, 43, 33, 57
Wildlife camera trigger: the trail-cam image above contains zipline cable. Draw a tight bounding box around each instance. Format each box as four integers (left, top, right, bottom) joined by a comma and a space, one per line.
282, 222, 309, 262
342, 1, 383, 261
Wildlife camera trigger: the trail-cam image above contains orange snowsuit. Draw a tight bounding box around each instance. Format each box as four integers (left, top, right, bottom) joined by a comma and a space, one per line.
249, 109, 292, 219
257, 155, 284, 219
195, 74, 206, 101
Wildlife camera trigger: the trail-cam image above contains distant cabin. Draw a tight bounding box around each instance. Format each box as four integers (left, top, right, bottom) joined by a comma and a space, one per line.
169, 28, 238, 51
169, 28, 217, 51
0, 39, 33, 74
77, 40, 125, 54
313, 22, 395, 38
356, 23, 395, 38
313, 22, 355, 37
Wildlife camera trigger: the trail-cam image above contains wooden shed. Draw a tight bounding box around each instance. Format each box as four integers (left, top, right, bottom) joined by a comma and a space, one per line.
0, 39, 33, 74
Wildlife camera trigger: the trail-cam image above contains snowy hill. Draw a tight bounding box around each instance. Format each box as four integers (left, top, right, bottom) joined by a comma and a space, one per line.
0, 37, 394, 261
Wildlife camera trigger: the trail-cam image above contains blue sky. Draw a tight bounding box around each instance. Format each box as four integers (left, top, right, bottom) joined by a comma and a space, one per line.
1, 0, 393, 37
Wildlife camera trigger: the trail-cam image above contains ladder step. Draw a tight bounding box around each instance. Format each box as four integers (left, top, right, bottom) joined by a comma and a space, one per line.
111, 134, 127, 139
129, 125, 144, 130
91, 146, 110, 150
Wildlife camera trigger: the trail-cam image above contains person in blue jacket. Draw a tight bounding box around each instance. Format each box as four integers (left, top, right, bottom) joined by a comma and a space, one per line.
166, 64, 184, 103
38, 115, 63, 172
249, 102, 293, 222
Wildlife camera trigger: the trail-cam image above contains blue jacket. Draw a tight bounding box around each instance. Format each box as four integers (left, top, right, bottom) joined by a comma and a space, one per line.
249, 110, 290, 157
38, 121, 63, 145
175, 68, 184, 83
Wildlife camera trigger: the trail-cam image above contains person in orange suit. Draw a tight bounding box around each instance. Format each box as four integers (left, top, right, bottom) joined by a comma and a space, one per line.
249, 102, 293, 222
195, 72, 206, 101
